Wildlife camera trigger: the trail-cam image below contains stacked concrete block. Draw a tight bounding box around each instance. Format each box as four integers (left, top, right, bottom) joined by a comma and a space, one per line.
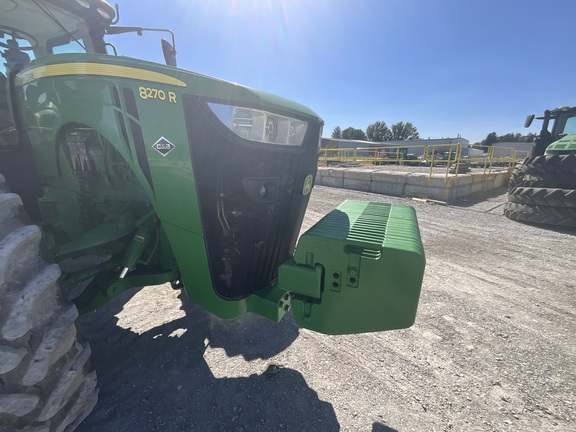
370, 171, 409, 196
315, 166, 511, 202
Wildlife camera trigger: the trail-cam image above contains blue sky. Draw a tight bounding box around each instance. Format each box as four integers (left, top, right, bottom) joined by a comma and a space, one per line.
111, 0, 574, 143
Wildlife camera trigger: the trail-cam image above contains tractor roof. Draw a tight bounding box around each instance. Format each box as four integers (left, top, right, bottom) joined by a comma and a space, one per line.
551, 106, 576, 114
534, 106, 576, 120
0, 0, 114, 49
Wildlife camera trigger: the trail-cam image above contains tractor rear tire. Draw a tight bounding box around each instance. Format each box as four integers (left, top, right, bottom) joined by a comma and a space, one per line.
508, 154, 576, 189
518, 154, 576, 175
503, 202, 576, 227
0, 175, 97, 432
520, 171, 576, 189
507, 163, 525, 190
507, 187, 576, 208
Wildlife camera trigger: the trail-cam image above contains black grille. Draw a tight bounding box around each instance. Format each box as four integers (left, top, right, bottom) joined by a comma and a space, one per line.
183, 96, 320, 300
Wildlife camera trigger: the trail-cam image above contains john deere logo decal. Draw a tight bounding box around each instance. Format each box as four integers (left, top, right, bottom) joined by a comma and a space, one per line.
302, 175, 313, 195
152, 137, 175, 157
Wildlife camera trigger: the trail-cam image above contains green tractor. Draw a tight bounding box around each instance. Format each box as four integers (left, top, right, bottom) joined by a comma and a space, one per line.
0, 1, 425, 430
504, 106, 576, 227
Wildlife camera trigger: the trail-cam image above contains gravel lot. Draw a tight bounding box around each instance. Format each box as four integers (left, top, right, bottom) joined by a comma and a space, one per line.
77, 185, 575, 432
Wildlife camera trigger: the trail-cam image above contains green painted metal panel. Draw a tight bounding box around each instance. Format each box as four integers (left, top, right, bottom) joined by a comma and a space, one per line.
287, 200, 425, 335
547, 134, 576, 152
160, 221, 244, 319
162, 221, 289, 322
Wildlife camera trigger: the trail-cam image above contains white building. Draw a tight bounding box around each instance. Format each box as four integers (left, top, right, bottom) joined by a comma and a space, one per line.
491, 142, 532, 157
320, 137, 471, 156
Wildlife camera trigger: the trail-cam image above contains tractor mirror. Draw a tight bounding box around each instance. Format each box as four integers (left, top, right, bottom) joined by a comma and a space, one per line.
161, 39, 177, 67
524, 114, 535, 128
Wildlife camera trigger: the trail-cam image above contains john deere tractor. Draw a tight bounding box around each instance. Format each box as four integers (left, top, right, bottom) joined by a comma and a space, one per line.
504, 106, 576, 227
0, 1, 425, 430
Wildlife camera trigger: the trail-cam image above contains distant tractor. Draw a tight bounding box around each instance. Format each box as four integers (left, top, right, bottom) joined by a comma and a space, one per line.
504, 106, 576, 227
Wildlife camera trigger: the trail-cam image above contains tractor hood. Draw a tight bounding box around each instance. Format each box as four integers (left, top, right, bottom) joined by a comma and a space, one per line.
546, 133, 576, 155
15, 53, 322, 122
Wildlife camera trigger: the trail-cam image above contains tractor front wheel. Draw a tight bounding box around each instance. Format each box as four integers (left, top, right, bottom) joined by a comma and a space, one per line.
0, 175, 98, 432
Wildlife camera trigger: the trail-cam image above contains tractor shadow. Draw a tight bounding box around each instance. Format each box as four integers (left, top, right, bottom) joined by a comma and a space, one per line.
449, 186, 508, 209
76, 287, 339, 431
372, 423, 399, 432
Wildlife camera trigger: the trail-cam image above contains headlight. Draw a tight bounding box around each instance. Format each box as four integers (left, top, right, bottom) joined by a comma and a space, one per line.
208, 102, 308, 146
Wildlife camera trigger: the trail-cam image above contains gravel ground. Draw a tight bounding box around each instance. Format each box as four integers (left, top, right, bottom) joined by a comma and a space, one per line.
77, 185, 575, 432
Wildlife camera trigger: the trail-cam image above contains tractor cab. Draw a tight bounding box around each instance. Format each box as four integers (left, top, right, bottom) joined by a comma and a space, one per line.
0, 33, 35, 147
1, 0, 115, 208
0, 0, 112, 72
525, 106, 576, 156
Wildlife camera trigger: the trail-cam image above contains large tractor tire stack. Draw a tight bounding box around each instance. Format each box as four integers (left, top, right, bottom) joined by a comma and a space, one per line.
504, 154, 576, 227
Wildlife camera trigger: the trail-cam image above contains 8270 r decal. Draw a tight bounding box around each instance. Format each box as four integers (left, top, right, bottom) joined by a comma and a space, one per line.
138, 86, 177, 104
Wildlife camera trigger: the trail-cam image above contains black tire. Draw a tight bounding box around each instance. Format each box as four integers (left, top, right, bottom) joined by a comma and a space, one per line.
508, 187, 576, 209
504, 202, 576, 227
507, 155, 576, 189
520, 171, 576, 189
0, 175, 98, 432
507, 163, 524, 191
448, 163, 470, 174
518, 154, 576, 175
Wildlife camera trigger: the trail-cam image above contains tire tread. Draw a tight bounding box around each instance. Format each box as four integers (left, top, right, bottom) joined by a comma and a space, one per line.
0, 185, 98, 432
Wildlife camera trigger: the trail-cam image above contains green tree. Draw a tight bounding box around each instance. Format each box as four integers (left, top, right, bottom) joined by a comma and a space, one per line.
500, 133, 516, 142
390, 121, 420, 140
482, 132, 498, 146
366, 121, 392, 141
341, 127, 367, 140
523, 133, 537, 142
473, 132, 538, 147
331, 126, 342, 139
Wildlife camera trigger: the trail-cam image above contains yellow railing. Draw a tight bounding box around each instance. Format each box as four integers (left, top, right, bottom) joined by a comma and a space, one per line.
318, 143, 531, 182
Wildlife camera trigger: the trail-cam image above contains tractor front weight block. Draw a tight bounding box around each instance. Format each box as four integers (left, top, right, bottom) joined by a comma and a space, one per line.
277, 200, 425, 335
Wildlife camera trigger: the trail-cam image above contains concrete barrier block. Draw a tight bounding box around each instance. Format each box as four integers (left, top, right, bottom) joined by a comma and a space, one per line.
453, 174, 473, 185
371, 172, 410, 184
370, 181, 406, 197
326, 168, 345, 179
471, 173, 486, 183
451, 183, 472, 200
407, 173, 451, 188
343, 178, 371, 192
320, 166, 509, 201
493, 172, 509, 188
470, 181, 485, 194
322, 176, 344, 188
482, 178, 496, 191
405, 184, 450, 201
405, 173, 430, 187
344, 169, 374, 181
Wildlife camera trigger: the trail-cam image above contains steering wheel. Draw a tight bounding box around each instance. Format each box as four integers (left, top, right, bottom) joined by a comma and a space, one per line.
0, 26, 38, 51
